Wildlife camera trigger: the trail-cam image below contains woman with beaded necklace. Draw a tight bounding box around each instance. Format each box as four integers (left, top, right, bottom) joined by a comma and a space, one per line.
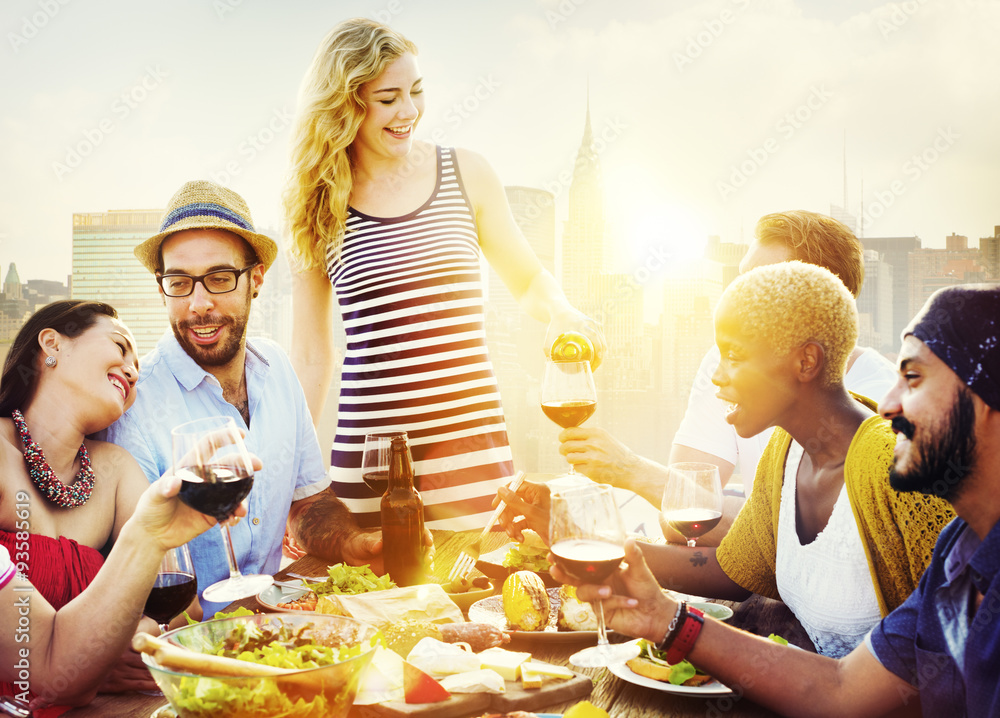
0, 300, 194, 696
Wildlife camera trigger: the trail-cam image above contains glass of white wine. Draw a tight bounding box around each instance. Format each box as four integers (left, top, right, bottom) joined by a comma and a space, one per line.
540, 359, 597, 474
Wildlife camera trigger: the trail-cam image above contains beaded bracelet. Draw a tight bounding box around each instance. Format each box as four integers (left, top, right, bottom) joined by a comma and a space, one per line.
655, 600, 687, 653
665, 605, 705, 665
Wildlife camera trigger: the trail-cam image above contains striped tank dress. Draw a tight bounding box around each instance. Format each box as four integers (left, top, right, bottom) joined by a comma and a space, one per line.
327, 146, 516, 530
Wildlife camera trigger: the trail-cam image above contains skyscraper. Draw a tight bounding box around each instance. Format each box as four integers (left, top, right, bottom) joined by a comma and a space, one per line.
859, 236, 921, 347
72, 209, 166, 354
560, 100, 606, 306
857, 249, 894, 354
980, 226, 999, 280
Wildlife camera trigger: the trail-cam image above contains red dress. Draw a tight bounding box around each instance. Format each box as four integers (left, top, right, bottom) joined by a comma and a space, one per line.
0, 530, 104, 711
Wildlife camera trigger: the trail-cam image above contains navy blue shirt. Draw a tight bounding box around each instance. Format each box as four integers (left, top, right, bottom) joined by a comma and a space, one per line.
868, 516, 1000, 717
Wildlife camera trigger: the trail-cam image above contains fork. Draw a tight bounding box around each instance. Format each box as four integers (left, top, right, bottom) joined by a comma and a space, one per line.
447, 471, 526, 583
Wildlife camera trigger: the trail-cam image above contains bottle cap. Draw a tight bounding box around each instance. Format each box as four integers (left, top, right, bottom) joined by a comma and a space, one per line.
550, 332, 595, 364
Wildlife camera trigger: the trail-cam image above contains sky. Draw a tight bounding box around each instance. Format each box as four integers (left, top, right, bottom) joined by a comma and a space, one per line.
1, 0, 998, 285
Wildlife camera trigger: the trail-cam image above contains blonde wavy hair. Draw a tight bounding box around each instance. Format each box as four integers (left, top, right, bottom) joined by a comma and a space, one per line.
754, 210, 864, 298
283, 18, 418, 270
719, 260, 858, 387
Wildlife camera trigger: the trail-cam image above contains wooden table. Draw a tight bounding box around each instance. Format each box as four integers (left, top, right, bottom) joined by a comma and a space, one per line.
65, 530, 813, 717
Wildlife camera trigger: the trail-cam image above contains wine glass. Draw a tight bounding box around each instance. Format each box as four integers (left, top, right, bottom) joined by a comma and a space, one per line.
171, 416, 272, 603
361, 431, 406, 497
660, 462, 724, 548
144, 544, 197, 633
139, 543, 196, 695
540, 359, 597, 473
549, 483, 641, 667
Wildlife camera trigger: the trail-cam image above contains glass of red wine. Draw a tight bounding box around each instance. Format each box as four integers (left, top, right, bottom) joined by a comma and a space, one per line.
361, 431, 406, 497
550, 483, 640, 667
171, 416, 272, 603
540, 360, 597, 474
144, 543, 197, 632
139, 543, 196, 695
660, 462, 724, 548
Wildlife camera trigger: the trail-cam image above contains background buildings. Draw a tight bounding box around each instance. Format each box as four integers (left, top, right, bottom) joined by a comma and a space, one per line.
1, 106, 996, 485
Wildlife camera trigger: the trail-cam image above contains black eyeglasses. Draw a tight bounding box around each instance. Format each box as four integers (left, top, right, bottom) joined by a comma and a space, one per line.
157, 266, 256, 298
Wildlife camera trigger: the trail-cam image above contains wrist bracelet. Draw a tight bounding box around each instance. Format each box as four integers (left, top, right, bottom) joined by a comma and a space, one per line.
665, 605, 705, 665
655, 600, 686, 653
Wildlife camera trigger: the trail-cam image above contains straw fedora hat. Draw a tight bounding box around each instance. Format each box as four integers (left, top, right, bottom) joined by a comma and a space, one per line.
134, 180, 278, 274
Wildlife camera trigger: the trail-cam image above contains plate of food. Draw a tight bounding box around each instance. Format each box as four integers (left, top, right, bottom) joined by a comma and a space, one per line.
468, 584, 605, 643
257, 563, 395, 613
608, 639, 732, 696
475, 531, 559, 588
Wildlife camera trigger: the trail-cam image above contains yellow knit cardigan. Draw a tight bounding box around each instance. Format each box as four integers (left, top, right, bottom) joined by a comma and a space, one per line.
716, 396, 954, 616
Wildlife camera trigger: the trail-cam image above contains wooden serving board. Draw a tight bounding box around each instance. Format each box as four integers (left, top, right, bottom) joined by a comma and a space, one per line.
350, 672, 592, 718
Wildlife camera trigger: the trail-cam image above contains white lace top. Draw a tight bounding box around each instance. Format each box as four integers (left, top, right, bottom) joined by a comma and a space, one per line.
775, 441, 882, 658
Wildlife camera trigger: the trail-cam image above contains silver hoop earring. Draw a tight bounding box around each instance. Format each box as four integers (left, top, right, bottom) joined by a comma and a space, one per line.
44, 355, 57, 368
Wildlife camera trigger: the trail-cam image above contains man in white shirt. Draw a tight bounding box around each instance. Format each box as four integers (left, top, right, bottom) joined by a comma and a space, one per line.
558, 210, 897, 543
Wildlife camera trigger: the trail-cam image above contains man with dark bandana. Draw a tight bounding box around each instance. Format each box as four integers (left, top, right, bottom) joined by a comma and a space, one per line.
547, 283, 1000, 718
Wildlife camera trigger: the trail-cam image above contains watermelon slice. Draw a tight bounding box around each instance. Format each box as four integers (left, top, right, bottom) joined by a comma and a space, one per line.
403, 659, 451, 704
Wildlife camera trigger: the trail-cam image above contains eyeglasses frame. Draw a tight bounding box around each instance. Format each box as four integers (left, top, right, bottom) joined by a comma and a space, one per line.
156, 265, 258, 298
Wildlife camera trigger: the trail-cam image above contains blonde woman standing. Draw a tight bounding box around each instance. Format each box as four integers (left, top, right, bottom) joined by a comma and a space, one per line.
284, 18, 603, 531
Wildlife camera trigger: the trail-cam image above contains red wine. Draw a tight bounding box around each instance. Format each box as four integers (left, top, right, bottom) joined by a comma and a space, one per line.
363, 471, 389, 497
177, 464, 254, 522
144, 571, 197, 625
663, 508, 723, 539
551, 539, 625, 583
541, 400, 596, 428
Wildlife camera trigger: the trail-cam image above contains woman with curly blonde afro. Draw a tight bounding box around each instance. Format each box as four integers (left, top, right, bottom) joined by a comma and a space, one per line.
501, 261, 953, 658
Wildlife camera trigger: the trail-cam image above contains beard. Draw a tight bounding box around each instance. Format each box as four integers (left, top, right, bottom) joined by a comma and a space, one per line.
888, 386, 977, 501
170, 292, 250, 368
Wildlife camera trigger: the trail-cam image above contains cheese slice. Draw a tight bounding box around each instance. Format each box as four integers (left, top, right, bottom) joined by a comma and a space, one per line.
521, 660, 575, 688
477, 647, 532, 681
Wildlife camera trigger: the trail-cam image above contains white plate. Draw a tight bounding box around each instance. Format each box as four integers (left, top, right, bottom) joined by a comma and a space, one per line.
467, 588, 602, 643
255, 583, 319, 614
608, 640, 732, 696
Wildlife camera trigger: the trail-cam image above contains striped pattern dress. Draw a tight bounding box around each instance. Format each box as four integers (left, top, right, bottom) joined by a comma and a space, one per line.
327, 146, 516, 530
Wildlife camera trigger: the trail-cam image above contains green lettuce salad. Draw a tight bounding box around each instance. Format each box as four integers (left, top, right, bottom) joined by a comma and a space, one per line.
303, 562, 395, 595
165, 619, 380, 717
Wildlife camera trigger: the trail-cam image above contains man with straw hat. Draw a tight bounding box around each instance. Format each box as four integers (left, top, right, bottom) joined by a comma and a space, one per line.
104, 180, 384, 615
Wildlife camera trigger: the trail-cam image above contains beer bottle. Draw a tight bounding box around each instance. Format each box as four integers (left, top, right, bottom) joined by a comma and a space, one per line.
381, 434, 425, 586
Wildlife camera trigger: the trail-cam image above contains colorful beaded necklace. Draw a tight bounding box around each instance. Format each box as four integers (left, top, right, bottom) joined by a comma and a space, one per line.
12, 409, 94, 509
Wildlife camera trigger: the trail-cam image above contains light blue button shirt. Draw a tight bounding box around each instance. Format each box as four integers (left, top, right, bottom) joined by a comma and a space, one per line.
102, 331, 330, 615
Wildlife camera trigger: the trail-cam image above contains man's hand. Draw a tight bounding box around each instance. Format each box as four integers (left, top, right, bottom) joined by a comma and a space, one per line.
549, 538, 675, 644
558, 427, 641, 485
496, 481, 552, 543
341, 528, 433, 576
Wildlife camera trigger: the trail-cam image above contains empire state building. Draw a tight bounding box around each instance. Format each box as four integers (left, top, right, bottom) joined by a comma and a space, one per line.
560, 100, 607, 306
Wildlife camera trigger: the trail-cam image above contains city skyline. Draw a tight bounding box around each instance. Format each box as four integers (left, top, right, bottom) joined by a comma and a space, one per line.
2, 0, 999, 286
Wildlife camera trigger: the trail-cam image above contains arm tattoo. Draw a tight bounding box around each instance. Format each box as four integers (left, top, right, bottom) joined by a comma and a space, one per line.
291, 489, 360, 564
